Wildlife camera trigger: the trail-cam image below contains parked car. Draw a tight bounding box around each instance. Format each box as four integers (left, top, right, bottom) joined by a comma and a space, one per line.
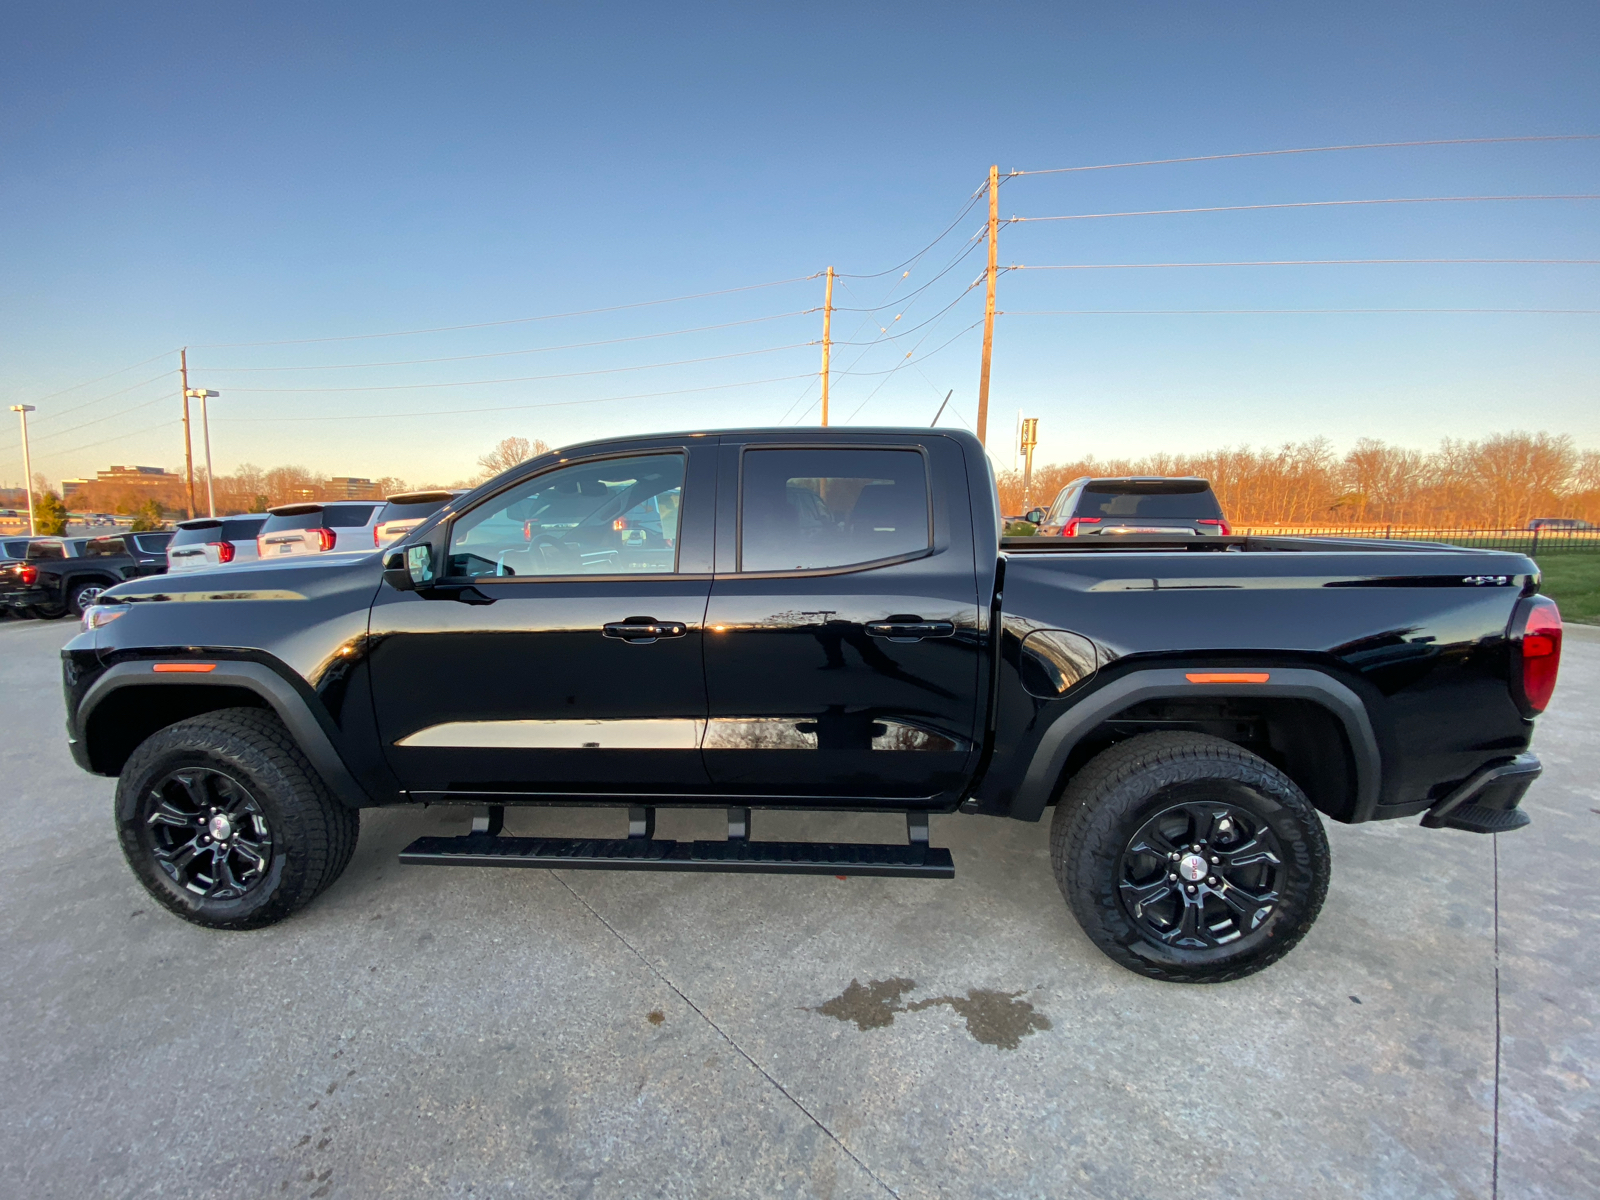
1029, 476, 1232, 537
372, 490, 462, 549
256, 502, 380, 559
2, 535, 40, 561
1527, 517, 1594, 531
66, 427, 1562, 985
166, 515, 269, 573
2, 533, 167, 619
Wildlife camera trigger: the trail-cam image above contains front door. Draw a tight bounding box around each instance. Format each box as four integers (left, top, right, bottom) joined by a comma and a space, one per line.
369, 444, 715, 800
701, 437, 983, 805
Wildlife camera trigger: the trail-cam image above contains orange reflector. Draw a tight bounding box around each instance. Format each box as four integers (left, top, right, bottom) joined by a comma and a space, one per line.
152, 663, 216, 673
1186, 672, 1270, 684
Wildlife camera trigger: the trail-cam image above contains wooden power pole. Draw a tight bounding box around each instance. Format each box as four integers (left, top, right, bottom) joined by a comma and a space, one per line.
180, 348, 197, 519
976, 164, 999, 446
820, 266, 834, 425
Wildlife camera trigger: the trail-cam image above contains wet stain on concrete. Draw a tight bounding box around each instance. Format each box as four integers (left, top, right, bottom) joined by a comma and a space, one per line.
808, 980, 1051, 1049
806, 977, 918, 1030
646, 1009, 665, 1026
905, 989, 1052, 1050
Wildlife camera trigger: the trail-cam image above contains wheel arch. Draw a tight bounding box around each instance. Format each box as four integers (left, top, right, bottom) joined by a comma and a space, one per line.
1010, 667, 1382, 825
76, 660, 374, 808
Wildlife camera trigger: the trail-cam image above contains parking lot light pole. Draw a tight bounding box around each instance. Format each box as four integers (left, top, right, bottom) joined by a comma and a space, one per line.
10, 404, 37, 536
186, 389, 219, 517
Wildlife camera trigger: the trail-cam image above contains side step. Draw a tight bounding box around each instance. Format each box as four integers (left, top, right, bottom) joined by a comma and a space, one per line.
399, 806, 954, 879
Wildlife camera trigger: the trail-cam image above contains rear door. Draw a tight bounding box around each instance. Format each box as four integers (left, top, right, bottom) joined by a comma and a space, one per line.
701, 434, 982, 805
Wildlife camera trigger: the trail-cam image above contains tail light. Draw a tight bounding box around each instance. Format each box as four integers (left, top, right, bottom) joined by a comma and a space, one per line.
375, 526, 382, 547
1511, 595, 1562, 715
313, 528, 337, 552
1198, 518, 1233, 535
208, 540, 235, 563
19, 565, 38, 585
1062, 518, 1101, 537
613, 518, 630, 531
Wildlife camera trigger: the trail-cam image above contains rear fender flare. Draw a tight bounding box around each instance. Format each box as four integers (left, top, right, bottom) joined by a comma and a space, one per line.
1010, 667, 1381, 822
76, 659, 373, 808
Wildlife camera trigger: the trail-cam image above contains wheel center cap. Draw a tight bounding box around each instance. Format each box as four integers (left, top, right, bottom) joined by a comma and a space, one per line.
208, 814, 233, 842
1178, 853, 1208, 883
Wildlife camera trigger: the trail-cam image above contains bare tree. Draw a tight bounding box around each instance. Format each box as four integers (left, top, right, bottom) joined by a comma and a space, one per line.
475, 436, 551, 483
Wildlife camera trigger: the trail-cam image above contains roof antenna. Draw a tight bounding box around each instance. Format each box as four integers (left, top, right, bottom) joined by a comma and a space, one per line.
929, 390, 953, 427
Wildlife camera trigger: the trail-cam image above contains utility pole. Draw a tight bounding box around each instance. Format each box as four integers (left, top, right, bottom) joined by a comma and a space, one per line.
179, 348, 196, 519
976, 164, 999, 446
10, 405, 36, 536
820, 266, 834, 425
1020, 417, 1039, 508
187, 389, 220, 517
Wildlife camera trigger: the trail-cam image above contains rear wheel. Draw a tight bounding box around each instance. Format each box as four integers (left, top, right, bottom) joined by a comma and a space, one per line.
68, 581, 108, 619
115, 708, 359, 929
1051, 731, 1330, 983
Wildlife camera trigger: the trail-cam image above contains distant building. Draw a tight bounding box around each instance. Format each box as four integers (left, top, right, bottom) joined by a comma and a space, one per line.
62, 465, 183, 503
327, 476, 381, 501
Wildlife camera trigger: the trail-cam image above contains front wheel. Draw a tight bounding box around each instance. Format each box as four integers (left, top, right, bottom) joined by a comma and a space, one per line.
1051, 732, 1330, 983
115, 708, 359, 929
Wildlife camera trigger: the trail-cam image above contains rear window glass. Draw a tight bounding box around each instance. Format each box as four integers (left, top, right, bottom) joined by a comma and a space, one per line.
1074, 483, 1222, 520
132, 533, 172, 552
261, 505, 375, 533
739, 448, 930, 572
84, 537, 129, 557
171, 523, 222, 548
175, 518, 263, 546
2, 539, 31, 558
377, 497, 450, 523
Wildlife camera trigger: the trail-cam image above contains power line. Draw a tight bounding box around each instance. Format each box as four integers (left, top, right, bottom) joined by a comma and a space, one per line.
826, 234, 987, 313
188, 274, 823, 348
220, 343, 814, 393
23, 369, 177, 426
1005, 307, 1600, 314
13, 350, 177, 407
833, 181, 990, 280
1010, 134, 1600, 176
28, 394, 174, 445
1013, 194, 1600, 223
835, 318, 985, 377
1010, 258, 1600, 269
195, 310, 816, 372
212, 374, 817, 423
33, 420, 182, 462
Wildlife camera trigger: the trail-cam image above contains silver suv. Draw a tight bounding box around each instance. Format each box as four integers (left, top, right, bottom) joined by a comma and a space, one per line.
167, 515, 269, 573
256, 503, 380, 559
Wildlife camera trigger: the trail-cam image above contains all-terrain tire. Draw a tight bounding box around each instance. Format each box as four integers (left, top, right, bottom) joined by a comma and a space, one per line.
116, 707, 360, 929
1050, 731, 1330, 983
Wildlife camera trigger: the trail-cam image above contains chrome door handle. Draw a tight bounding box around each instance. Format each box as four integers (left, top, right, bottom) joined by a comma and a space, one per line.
603, 618, 687, 644
865, 619, 955, 642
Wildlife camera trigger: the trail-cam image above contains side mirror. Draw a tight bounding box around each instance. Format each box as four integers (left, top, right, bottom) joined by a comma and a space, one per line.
1023, 508, 1046, 525
383, 544, 435, 591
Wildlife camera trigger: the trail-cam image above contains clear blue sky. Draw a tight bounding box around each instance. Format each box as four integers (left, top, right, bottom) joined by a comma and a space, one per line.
2, 1, 1597, 489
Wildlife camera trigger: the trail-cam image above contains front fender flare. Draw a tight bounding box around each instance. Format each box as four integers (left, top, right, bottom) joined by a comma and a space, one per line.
75, 659, 374, 809
1009, 667, 1381, 822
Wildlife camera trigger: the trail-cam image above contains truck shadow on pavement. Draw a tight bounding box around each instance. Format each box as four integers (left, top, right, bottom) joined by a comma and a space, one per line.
806, 976, 1052, 1050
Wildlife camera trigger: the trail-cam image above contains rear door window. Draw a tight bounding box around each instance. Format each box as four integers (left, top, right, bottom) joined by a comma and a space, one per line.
1074, 483, 1222, 520
84, 537, 129, 557
739, 448, 930, 572
448, 453, 684, 578
26, 540, 65, 561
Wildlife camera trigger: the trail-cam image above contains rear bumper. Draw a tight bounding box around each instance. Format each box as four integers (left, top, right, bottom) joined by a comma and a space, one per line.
1421, 753, 1541, 833
2, 586, 50, 608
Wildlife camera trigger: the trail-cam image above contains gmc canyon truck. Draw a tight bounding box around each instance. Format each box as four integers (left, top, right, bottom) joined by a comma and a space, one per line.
63, 428, 1563, 983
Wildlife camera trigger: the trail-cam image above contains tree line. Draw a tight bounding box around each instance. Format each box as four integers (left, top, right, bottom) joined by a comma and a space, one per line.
998, 431, 1600, 529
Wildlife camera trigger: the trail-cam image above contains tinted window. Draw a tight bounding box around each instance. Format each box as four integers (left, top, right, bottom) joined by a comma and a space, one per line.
132, 533, 173, 552
26, 541, 65, 561
740, 448, 930, 572
2, 539, 31, 558
261, 505, 375, 533
1074, 483, 1222, 520
377, 497, 450, 523
171, 522, 223, 548
221, 517, 266, 541
448, 453, 684, 578
84, 537, 129, 558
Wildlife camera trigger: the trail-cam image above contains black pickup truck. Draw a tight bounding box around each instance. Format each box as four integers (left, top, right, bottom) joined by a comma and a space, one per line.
63, 428, 1563, 983
3, 532, 170, 619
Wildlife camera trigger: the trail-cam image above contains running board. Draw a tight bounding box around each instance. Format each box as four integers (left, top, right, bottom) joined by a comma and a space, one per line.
399, 834, 954, 878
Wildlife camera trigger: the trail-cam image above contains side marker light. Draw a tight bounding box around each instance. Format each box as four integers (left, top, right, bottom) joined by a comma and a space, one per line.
1186, 672, 1270, 684
153, 663, 217, 673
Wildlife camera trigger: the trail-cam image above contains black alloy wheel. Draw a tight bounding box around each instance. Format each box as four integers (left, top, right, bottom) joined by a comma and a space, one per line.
1117, 797, 1285, 950
1051, 731, 1330, 983
140, 767, 275, 901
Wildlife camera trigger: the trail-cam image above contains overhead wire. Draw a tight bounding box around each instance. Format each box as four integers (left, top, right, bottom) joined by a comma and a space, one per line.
13, 350, 177, 407
22, 369, 177, 426
1011, 134, 1600, 176
1010, 258, 1600, 269
832, 180, 990, 280
1013, 195, 1600, 223
1004, 307, 1600, 315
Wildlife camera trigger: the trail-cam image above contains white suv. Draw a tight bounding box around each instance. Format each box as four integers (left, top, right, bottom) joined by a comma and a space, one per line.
372, 490, 461, 549
256, 503, 381, 559
167, 515, 268, 573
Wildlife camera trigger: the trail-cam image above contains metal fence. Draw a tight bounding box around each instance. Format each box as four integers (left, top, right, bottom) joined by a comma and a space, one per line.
1231, 526, 1600, 556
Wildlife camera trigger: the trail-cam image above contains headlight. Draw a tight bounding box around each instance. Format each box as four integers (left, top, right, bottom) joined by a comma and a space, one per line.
81, 603, 130, 632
